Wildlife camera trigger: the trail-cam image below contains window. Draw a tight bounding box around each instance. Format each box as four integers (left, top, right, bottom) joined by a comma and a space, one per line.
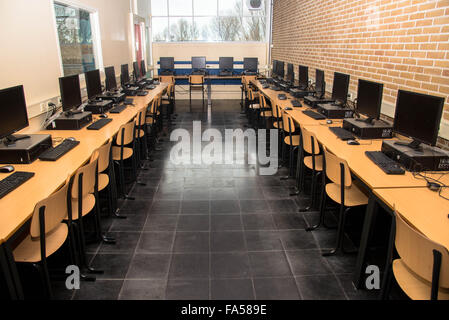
151, 0, 268, 42
54, 2, 99, 76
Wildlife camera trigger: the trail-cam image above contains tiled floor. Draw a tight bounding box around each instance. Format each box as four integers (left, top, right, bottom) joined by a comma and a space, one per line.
53, 99, 380, 300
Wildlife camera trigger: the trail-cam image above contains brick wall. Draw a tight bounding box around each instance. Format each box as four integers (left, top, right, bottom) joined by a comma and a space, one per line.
272, 0, 449, 148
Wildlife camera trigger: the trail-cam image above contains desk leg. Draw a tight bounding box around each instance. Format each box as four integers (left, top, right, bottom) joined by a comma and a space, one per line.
207, 78, 212, 108
0, 244, 18, 300
4, 242, 24, 300
353, 192, 378, 289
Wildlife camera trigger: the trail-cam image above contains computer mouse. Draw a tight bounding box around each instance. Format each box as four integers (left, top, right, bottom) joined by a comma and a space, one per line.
327, 120, 333, 125
347, 140, 360, 146
285, 107, 293, 111
67, 137, 76, 142
0, 165, 15, 173
427, 182, 442, 192
99, 114, 108, 119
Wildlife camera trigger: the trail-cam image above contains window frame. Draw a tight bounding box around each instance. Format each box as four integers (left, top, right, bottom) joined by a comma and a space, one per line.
52, 0, 104, 78
150, 0, 269, 43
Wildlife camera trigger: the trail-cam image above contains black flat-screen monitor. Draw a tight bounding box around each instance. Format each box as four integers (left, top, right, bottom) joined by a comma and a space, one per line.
140, 60, 147, 77
277, 61, 285, 79
219, 57, 234, 71
393, 90, 445, 146
121, 64, 130, 85
0, 85, 29, 139
244, 58, 258, 72
59, 74, 82, 112
315, 69, 325, 95
105, 66, 117, 91
160, 57, 175, 70
133, 61, 141, 81
332, 72, 350, 103
85, 69, 102, 99
357, 79, 384, 120
192, 56, 206, 70
287, 63, 294, 83
299, 66, 309, 88
272, 60, 278, 76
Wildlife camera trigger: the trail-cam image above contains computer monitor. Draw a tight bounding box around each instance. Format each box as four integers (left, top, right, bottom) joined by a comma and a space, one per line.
133, 61, 141, 81
140, 60, 147, 78
105, 66, 118, 92
59, 74, 82, 112
85, 69, 103, 100
299, 66, 309, 89
332, 72, 350, 104
0, 85, 29, 141
393, 90, 445, 148
315, 69, 325, 98
219, 57, 234, 72
121, 64, 130, 85
160, 57, 175, 70
356, 79, 384, 123
277, 61, 285, 79
244, 58, 258, 73
286, 63, 294, 83
192, 56, 206, 71
272, 60, 278, 76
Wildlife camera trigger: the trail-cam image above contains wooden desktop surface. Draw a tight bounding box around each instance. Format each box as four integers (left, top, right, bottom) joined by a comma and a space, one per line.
0, 84, 168, 243
373, 187, 449, 250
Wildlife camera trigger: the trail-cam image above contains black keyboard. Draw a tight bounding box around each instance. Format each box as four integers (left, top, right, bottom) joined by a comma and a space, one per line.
137, 91, 148, 96
124, 98, 134, 105
0, 172, 35, 199
110, 105, 127, 114
278, 94, 287, 100
146, 85, 156, 90
329, 127, 355, 141
365, 151, 405, 175
303, 110, 326, 120
39, 139, 80, 161
87, 119, 113, 130
271, 86, 281, 91
291, 100, 302, 107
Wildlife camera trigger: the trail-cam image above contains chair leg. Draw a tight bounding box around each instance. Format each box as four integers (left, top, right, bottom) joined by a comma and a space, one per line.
322, 206, 351, 256
306, 184, 327, 232
34, 260, 53, 300
380, 264, 393, 300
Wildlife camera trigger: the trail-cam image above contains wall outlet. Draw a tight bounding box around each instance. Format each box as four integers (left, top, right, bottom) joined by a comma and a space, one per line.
40, 102, 47, 112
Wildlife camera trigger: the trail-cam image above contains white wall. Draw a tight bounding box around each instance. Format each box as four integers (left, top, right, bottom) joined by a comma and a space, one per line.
0, 0, 133, 133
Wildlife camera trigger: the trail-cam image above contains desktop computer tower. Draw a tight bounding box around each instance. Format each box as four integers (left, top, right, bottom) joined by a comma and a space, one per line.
122, 86, 139, 96
50, 112, 93, 130
98, 92, 125, 103
290, 88, 311, 98
381, 140, 449, 172
317, 103, 354, 119
0, 135, 52, 164
84, 100, 113, 114
343, 118, 393, 139
304, 96, 334, 108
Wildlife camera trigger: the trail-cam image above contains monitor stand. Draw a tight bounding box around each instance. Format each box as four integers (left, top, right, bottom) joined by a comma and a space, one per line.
2, 134, 31, 147
394, 139, 423, 153
355, 117, 375, 125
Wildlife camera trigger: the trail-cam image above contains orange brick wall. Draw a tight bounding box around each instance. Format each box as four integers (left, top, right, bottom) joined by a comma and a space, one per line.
272, 0, 449, 147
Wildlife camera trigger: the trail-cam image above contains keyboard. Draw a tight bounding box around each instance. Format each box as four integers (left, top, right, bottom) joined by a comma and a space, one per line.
137, 91, 148, 96
146, 85, 156, 90
303, 110, 326, 120
329, 127, 355, 141
0, 172, 35, 199
278, 94, 287, 100
271, 86, 281, 91
110, 105, 127, 114
87, 119, 113, 130
124, 98, 134, 105
291, 100, 302, 107
365, 151, 406, 175
39, 139, 80, 161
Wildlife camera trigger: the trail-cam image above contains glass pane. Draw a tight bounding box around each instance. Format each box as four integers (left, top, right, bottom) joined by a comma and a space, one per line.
151, 0, 167, 16
216, 16, 242, 41
194, 17, 219, 41
243, 0, 266, 16
218, 0, 242, 16
169, 0, 193, 16
169, 17, 195, 41
242, 16, 265, 41
54, 3, 96, 76
152, 17, 169, 41
194, 0, 217, 16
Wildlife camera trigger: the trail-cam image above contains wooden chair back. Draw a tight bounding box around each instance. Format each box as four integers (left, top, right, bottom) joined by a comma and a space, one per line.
159, 75, 175, 84
282, 112, 296, 134
323, 147, 352, 187
95, 139, 112, 173
116, 121, 135, 146
189, 75, 204, 85
301, 125, 320, 155
71, 151, 99, 199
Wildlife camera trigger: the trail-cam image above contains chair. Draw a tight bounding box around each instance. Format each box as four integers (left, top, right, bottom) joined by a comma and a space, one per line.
247, 87, 260, 128
298, 125, 324, 213
112, 121, 137, 200
382, 211, 449, 300
189, 75, 205, 111
317, 147, 369, 256
259, 94, 273, 129
161, 83, 175, 121
13, 179, 71, 299
146, 97, 161, 150
134, 107, 149, 164
281, 112, 300, 179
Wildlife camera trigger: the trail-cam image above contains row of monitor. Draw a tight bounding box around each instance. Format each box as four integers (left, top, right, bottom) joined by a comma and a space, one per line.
159, 57, 259, 74
272, 61, 445, 147
0, 60, 150, 140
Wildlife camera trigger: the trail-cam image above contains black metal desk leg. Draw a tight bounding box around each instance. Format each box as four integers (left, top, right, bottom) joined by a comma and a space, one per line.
0, 244, 18, 300
207, 78, 212, 107
353, 192, 378, 289
4, 242, 24, 300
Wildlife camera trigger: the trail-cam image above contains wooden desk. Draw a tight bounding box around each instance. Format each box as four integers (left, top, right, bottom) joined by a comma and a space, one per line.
0, 84, 167, 299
